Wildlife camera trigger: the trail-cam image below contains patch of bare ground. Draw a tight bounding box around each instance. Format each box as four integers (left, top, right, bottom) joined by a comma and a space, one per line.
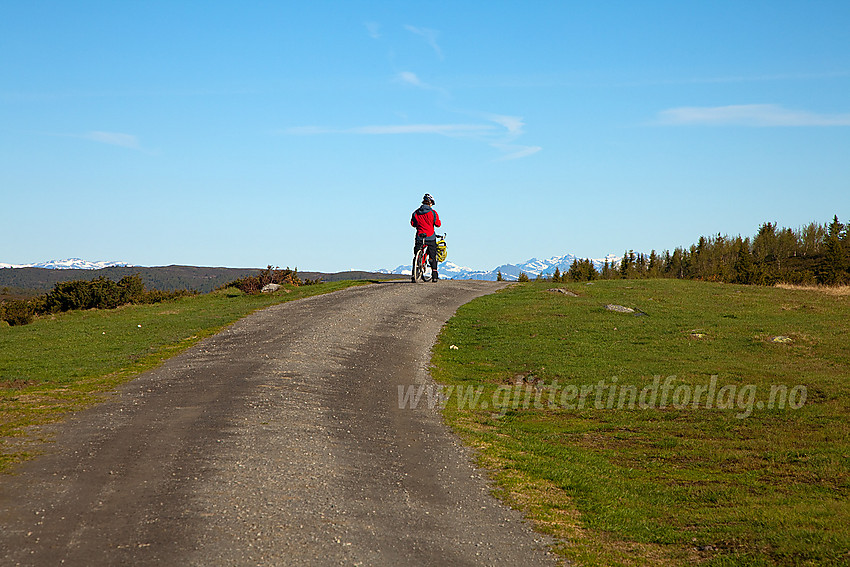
775, 283, 850, 296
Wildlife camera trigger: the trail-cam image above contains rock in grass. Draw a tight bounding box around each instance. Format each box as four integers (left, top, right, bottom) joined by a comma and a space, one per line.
547, 288, 578, 297
261, 283, 282, 293
605, 304, 635, 313
770, 335, 793, 344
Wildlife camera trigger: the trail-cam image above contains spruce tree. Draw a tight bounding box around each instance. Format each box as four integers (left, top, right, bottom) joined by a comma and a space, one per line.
619, 251, 630, 279
817, 216, 847, 285
732, 241, 755, 285
568, 260, 580, 282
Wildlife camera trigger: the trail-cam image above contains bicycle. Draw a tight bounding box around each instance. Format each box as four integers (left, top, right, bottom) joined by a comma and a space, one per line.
411, 233, 445, 283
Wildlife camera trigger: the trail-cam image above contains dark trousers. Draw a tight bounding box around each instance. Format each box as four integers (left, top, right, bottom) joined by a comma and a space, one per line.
414, 237, 438, 271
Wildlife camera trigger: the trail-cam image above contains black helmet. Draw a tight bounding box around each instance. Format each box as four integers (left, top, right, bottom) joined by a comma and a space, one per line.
422, 193, 435, 205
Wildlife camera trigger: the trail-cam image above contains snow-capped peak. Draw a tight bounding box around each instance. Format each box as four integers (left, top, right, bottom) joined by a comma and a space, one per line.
0, 258, 133, 270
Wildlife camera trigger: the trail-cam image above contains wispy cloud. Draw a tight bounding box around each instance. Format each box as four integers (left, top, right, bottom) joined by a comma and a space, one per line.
397, 71, 426, 88
484, 114, 526, 137
492, 143, 543, 161
395, 71, 450, 97
288, 25, 541, 161
364, 21, 380, 39
404, 25, 443, 60
281, 115, 541, 161
656, 104, 850, 127
82, 131, 142, 148
283, 124, 495, 136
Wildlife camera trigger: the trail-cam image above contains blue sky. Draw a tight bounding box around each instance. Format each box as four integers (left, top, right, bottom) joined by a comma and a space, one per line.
2, 1, 848, 271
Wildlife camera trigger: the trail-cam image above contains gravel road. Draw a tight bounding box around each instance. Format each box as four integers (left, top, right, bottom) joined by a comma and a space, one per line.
0, 280, 560, 566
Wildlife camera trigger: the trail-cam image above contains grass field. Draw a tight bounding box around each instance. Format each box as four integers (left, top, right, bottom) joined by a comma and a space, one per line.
0, 281, 364, 472
429, 279, 849, 566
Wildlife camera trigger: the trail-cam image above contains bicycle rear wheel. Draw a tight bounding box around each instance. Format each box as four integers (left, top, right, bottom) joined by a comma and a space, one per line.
413, 248, 431, 282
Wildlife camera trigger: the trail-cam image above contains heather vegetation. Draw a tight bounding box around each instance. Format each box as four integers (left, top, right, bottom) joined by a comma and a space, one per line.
0, 276, 194, 326
0, 265, 326, 327
222, 265, 315, 293
554, 215, 850, 287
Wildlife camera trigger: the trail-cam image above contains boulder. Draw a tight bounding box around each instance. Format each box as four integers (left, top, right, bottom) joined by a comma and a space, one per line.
547, 288, 578, 297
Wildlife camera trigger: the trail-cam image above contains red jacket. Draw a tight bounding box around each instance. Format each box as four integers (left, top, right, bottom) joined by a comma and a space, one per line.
411, 205, 441, 239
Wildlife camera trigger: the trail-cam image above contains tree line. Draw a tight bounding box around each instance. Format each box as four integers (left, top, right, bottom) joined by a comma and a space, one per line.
547, 215, 849, 285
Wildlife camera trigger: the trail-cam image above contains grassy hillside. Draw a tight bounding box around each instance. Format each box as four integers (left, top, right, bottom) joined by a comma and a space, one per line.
0, 281, 365, 472
429, 279, 849, 566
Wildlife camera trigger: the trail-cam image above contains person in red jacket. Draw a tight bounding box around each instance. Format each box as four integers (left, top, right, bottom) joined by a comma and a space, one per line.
411, 193, 442, 281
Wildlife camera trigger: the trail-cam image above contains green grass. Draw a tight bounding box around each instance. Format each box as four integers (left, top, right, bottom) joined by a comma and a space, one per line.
0, 281, 365, 472
430, 279, 849, 567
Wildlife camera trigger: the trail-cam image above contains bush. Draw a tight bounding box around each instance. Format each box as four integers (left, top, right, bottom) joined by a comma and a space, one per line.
1, 300, 35, 326
517, 272, 530, 282
224, 266, 302, 294
118, 275, 146, 304
141, 289, 196, 304
4, 274, 196, 326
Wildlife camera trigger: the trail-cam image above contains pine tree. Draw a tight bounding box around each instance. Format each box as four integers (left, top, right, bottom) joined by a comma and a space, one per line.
732, 239, 755, 285
619, 251, 630, 279
552, 267, 561, 283
647, 250, 659, 278
817, 216, 847, 285
496, 270, 503, 282
568, 260, 580, 282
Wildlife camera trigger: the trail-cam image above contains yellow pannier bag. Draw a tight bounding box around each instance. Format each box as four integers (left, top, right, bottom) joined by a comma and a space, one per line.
436, 236, 447, 262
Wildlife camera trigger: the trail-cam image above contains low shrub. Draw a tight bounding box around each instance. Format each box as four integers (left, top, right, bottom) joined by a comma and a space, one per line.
223, 265, 302, 294
1, 300, 34, 326
1, 274, 196, 326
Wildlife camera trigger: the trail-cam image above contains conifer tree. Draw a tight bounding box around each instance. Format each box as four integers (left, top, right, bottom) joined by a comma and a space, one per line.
817, 215, 847, 285
732, 239, 755, 285
647, 250, 660, 278
552, 267, 561, 283
619, 251, 630, 279
568, 260, 580, 282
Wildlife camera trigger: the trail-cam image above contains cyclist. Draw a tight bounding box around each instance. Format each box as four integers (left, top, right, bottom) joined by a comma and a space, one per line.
411, 193, 441, 281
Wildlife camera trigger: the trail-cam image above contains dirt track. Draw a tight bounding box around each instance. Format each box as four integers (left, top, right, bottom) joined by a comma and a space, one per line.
0, 281, 559, 566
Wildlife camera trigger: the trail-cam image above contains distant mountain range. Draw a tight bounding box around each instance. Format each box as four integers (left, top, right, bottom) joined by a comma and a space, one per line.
1, 255, 623, 284
378, 253, 621, 281
0, 258, 133, 270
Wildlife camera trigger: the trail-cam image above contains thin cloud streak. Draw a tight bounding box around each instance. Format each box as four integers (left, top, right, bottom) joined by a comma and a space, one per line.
395, 71, 450, 97
484, 114, 525, 137
397, 71, 426, 88
283, 113, 540, 159
364, 21, 380, 39
282, 124, 495, 136
404, 25, 443, 60
493, 144, 542, 161
82, 131, 141, 148
656, 104, 850, 127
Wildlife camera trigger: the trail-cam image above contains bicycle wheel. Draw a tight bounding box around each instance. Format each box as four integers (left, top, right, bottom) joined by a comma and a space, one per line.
413, 248, 430, 282
411, 250, 422, 282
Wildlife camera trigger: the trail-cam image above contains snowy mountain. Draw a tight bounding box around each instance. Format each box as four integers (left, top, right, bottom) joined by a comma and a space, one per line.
0, 258, 133, 270
378, 254, 621, 281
